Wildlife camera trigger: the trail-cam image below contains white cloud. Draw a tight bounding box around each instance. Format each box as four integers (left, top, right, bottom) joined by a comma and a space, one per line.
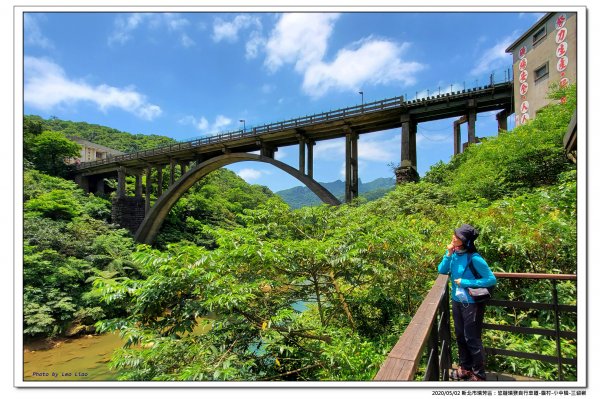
24, 14, 53, 49
264, 13, 340, 73
262, 14, 424, 98
108, 13, 194, 47
212, 15, 262, 43
178, 114, 233, 135
470, 35, 515, 76
181, 33, 196, 48
246, 31, 266, 59
237, 168, 271, 181
108, 13, 149, 45
303, 38, 425, 98
24, 56, 162, 120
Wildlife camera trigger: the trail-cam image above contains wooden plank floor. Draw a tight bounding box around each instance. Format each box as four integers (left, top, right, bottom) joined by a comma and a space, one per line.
448, 367, 539, 381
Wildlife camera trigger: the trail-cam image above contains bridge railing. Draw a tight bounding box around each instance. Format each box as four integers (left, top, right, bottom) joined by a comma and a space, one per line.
75, 81, 513, 171
374, 272, 577, 381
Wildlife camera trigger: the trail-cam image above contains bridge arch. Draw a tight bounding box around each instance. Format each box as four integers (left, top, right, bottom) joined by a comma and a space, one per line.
134, 153, 341, 244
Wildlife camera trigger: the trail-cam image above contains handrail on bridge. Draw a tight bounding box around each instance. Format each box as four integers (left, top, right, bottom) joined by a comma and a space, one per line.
75, 81, 513, 171
374, 272, 577, 381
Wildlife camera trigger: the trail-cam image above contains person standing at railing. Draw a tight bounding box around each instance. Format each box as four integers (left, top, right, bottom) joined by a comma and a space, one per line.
438, 224, 496, 381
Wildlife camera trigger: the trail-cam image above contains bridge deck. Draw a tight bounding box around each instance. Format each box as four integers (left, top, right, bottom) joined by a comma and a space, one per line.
76, 81, 513, 176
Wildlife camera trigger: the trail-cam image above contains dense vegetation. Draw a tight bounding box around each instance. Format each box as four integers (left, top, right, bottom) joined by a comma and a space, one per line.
22, 84, 577, 381
276, 177, 396, 209
24, 115, 176, 154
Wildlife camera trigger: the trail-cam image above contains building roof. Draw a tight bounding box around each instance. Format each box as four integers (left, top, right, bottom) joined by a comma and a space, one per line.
505, 12, 553, 53
68, 136, 125, 155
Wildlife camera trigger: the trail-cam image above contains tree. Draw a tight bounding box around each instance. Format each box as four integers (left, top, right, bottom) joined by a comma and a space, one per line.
29, 130, 81, 177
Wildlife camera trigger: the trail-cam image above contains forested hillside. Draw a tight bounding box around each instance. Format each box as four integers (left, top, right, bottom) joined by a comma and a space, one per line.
24, 115, 176, 153
22, 84, 577, 381
276, 177, 396, 209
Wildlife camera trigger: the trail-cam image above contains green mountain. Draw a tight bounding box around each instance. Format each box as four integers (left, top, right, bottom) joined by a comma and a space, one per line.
276, 177, 396, 209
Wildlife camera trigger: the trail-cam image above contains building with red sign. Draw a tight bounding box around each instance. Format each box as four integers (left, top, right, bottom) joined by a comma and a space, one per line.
505, 12, 576, 126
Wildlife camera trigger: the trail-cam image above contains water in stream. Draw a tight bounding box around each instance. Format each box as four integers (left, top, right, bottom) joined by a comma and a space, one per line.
23, 333, 123, 381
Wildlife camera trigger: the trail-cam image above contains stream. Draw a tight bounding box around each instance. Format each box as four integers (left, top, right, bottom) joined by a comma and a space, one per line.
23, 333, 123, 381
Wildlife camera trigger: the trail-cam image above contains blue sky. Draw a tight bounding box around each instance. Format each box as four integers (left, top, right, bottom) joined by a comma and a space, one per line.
23, 10, 547, 193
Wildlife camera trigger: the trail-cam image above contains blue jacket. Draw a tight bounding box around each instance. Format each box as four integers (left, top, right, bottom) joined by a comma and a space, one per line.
437, 251, 496, 303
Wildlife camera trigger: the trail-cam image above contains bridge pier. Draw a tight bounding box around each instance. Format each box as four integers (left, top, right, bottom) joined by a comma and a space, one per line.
112, 165, 146, 233
496, 109, 509, 132
145, 166, 152, 214
453, 115, 467, 155
396, 115, 419, 184
345, 130, 358, 202
307, 139, 314, 178
467, 109, 477, 145
156, 165, 163, 197
299, 137, 306, 174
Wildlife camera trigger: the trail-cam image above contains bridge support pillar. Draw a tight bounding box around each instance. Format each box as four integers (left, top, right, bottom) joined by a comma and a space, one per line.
307, 140, 314, 179
467, 109, 477, 145
397, 116, 419, 184
496, 109, 508, 132
299, 137, 306, 175
345, 131, 358, 202
169, 158, 176, 186
180, 161, 188, 175
261, 145, 276, 158
156, 166, 163, 197
112, 196, 145, 234
74, 174, 90, 193
117, 166, 126, 198
95, 177, 105, 195
135, 173, 143, 198
145, 166, 152, 214
453, 115, 468, 155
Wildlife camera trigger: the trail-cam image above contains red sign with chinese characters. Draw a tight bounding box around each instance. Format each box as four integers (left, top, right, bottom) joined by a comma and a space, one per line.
519, 82, 529, 96
520, 113, 530, 125
518, 58, 527, 71
556, 42, 568, 58
555, 27, 567, 44
559, 77, 569, 87
555, 14, 567, 29
519, 45, 527, 59
557, 56, 569, 72
520, 101, 530, 114
519, 70, 528, 83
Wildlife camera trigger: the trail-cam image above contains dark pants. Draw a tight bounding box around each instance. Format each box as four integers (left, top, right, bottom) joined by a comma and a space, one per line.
452, 300, 487, 380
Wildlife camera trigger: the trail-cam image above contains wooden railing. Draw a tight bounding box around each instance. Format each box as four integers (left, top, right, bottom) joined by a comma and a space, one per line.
374, 272, 577, 381
484, 272, 577, 381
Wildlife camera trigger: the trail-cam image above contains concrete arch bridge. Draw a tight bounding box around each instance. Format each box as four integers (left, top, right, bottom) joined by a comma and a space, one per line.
74, 81, 513, 243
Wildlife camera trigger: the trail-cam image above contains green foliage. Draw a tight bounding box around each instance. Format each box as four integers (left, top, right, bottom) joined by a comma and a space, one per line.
423, 84, 576, 202
27, 130, 81, 177
24, 114, 177, 153
22, 170, 138, 338
22, 84, 577, 382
